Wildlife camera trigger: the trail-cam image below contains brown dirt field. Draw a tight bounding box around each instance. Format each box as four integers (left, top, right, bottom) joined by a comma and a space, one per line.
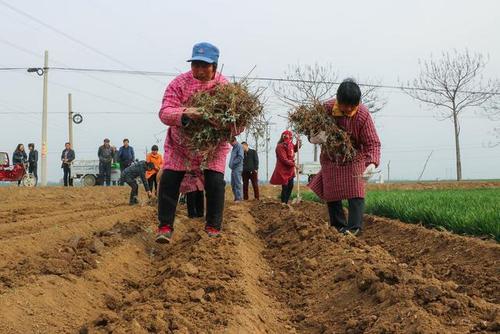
0, 185, 498, 333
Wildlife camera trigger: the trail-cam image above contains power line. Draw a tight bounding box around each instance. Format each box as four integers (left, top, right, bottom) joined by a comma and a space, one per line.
0, 0, 164, 86
0, 39, 160, 103
1, 65, 498, 96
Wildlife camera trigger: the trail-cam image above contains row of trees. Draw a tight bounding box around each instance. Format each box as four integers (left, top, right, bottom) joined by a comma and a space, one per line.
244, 49, 499, 181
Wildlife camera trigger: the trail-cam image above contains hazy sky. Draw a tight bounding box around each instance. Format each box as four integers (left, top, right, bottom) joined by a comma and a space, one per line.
1, 0, 499, 183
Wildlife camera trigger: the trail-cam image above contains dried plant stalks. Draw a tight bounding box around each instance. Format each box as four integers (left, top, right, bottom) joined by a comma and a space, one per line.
289, 103, 356, 162
182, 82, 264, 165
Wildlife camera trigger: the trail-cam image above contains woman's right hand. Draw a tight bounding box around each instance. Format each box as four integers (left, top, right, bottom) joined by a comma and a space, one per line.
184, 107, 202, 120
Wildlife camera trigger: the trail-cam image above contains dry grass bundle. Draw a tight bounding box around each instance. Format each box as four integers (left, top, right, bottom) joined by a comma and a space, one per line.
182, 82, 264, 163
289, 103, 356, 162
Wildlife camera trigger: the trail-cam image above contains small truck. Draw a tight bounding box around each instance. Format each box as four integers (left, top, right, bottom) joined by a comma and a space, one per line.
299, 162, 321, 183
71, 160, 121, 186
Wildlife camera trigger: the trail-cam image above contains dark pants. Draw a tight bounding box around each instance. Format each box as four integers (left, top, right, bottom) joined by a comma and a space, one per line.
99, 161, 112, 186
29, 163, 38, 185
125, 178, 139, 204
186, 190, 204, 218
63, 164, 73, 186
280, 178, 294, 204
148, 173, 158, 192
158, 169, 225, 230
327, 198, 365, 231
242, 170, 259, 200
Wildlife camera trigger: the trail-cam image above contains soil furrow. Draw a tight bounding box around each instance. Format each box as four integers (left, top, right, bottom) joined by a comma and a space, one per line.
252, 200, 500, 333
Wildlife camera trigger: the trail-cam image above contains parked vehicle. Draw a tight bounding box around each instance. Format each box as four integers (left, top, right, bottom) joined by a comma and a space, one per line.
71, 160, 121, 186
299, 162, 321, 183
0, 151, 36, 186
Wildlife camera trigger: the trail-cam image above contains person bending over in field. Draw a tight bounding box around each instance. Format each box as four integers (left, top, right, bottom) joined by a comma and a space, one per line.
120, 160, 154, 205
308, 79, 381, 236
156, 42, 243, 243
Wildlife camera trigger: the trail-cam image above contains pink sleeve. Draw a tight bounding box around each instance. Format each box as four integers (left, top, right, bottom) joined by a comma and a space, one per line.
158, 78, 186, 127
359, 112, 381, 167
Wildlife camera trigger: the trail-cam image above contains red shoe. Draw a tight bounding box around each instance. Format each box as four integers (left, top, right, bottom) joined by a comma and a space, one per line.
156, 226, 172, 244
205, 226, 221, 237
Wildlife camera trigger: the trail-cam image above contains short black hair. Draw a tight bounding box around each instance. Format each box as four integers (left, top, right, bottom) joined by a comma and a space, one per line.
28, 143, 35, 149
336, 79, 361, 106
123, 138, 129, 143
65, 142, 71, 145
146, 162, 155, 170
241, 141, 247, 145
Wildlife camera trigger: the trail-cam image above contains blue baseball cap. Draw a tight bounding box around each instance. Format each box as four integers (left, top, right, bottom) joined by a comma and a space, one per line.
187, 42, 219, 64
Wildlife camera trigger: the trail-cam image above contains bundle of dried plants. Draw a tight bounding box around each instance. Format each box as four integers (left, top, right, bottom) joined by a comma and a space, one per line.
289, 103, 356, 162
182, 82, 264, 164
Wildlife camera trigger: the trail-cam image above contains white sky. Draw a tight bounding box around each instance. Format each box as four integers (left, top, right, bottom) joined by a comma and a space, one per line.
1, 0, 499, 183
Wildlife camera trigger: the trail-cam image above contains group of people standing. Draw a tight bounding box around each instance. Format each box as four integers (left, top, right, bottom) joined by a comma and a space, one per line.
229, 139, 260, 201
12, 143, 38, 185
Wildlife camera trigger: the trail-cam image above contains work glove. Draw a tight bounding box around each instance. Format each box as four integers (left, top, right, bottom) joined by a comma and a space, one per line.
362, 164, 376, 181
309, 131, 327, 145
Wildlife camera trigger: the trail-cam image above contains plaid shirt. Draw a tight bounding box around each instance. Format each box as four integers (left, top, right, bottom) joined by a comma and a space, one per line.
159, 71, 236, 173
309, 101, 381, 201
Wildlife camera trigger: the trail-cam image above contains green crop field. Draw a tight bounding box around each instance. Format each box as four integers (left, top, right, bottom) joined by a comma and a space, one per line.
291, 188, 500, 241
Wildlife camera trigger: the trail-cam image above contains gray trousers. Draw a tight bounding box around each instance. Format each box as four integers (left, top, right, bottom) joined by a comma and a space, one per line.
327, 198, 365, 230
231, 168, 243, 201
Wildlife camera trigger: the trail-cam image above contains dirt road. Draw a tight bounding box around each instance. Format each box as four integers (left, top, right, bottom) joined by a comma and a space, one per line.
0, 186, 498, 333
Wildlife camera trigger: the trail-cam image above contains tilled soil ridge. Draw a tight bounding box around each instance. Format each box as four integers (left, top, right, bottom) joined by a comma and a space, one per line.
82, 203, 292, 334
252, 200, 500, 333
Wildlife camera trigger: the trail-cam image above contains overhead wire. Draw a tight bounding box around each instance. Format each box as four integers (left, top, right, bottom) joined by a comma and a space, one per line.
0, 0, 165, 86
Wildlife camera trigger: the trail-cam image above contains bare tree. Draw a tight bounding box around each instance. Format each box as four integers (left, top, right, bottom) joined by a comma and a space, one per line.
482, 99, 500, 147
274, 63, 386, 112
274, 63, 339, 106
403, 49, 498, 181
361, 80, 388, 114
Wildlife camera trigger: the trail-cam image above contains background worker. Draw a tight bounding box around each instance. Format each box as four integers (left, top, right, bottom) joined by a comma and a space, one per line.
27, 143, 38, 185
308, 79, 381, 236
118, 138, 135, 184
98, 138, 113, 186
241, 141, 259, 200
13, 143, 27, 186
146, 144, 163, 193
229, 137, 244, 201
120, 160, 154, 205
61, 142, 75, 187
270, 130, 300, 204
180, 170, 205, 218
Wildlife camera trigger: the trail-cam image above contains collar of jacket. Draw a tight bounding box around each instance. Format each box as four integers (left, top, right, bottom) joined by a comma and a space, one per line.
332, 101, 359, 117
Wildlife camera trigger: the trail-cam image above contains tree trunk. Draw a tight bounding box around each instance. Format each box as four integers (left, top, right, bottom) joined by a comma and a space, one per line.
452, 111, 462, 181
313, 144, 318, 162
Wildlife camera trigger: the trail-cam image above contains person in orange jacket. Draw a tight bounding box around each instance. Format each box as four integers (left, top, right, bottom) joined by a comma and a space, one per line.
146, 145, 163, 193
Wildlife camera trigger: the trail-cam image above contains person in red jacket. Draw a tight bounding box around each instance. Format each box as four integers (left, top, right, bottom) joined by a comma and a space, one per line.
270, 130, 300, 204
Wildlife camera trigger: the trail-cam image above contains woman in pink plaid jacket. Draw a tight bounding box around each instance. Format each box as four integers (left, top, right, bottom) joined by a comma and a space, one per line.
155, 42, 243, 243
308, 79, 381, 236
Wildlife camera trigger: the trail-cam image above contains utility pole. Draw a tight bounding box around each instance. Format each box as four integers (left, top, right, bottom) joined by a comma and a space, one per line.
265, 123, 269, 182
387, 160, 391, 182
68, 93, 73, 147
41, 50, 49, 186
